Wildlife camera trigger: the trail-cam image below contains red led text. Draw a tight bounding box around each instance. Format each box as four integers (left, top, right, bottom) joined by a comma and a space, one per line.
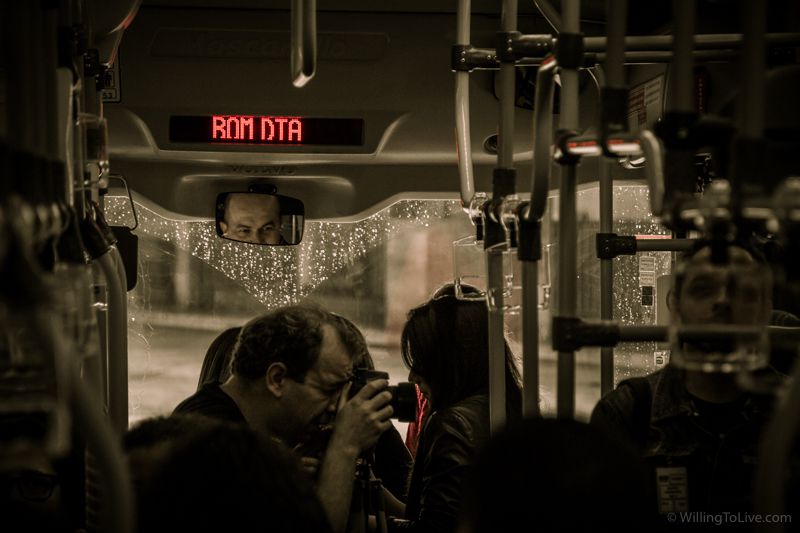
211, 115, 303, 143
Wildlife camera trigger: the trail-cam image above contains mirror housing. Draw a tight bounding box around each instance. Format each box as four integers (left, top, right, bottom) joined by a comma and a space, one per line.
215, 192, 305, 245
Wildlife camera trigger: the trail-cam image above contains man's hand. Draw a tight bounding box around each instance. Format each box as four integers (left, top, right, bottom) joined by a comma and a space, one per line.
317, 380, 393, 533
330, 380, 393, 457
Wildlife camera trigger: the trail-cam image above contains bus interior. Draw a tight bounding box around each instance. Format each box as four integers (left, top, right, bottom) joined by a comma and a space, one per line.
1, 0, 800, 531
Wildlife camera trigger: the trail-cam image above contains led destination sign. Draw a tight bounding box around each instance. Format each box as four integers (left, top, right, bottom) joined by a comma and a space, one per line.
169, 115, 364, 146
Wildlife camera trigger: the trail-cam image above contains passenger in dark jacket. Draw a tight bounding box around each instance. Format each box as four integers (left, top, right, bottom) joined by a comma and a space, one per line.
591, 241, 800, 530
388, 284, 522, 533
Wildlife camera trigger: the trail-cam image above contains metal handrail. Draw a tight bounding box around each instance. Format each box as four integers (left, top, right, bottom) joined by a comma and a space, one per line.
524, 55, 557, 222
583, 32, 800, 52
554, 0, 581, 420
532, 0, 563, 34
291, 0, 316, 87
35, 308, 134, 533
98, 250, 128, 435
455, 0, 475, 207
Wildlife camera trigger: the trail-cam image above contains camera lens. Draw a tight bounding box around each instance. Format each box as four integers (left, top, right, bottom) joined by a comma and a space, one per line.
388, 383, 418, 422
350, 368, 418, 422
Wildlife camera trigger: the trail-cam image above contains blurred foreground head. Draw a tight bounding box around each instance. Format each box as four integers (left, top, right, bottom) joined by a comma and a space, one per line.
459, 418, 653, 533
126, 415, 330, 533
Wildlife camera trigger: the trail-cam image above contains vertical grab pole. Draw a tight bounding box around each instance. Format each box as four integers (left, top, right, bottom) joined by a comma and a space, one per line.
736, 0, 765, 140
555, 0, 581, 420
43, 4, 60, 162
599, 0, 628, 396
670, 0, 695, 115
98, 252, 128, 435
520, 250, 540, 417
487, 250, 507, 433
497, 2, 517, 169
65, 340, 134, 533
112, 245, 129, 415
741, 0, 783, 528
455, 0, 475, 207
5, 3, 36, 158
599, 161, 614, 395
556, 173, 577, 420
655, 1, 695, 222
519, 54, 558, 419
730, 0, 766, 215
486, 0, 519, 433
31, 2, 47, 161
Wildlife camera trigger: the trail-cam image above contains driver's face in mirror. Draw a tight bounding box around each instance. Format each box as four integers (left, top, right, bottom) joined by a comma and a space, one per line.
219, 193, 282, 245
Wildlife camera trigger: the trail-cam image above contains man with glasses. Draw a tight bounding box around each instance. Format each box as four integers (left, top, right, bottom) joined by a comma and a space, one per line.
174, 305, 393, 533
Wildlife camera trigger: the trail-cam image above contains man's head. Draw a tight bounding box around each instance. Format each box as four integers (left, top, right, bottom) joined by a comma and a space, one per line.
331, 314, 373, 370
230, 306, 355, 445
219, 193, 282, 245
669, 242, 772, 326
667, 241, 774, 373
124, 415, 216, 494
459, 418, 652, 533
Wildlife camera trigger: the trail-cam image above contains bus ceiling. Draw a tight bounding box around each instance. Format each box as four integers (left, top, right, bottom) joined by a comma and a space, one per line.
99, 1, 791, 220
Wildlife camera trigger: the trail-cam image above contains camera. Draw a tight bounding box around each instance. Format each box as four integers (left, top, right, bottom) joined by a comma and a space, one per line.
350, 368, 417, 422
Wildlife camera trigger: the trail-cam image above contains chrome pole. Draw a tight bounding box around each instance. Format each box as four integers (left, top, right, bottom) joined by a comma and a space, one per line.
555, 0, 580, 420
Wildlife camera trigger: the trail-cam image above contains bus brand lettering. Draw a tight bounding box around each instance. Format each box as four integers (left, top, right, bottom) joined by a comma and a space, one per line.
211, 115, 303, 142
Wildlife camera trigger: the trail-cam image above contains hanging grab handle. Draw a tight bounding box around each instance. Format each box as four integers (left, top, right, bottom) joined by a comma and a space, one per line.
524, 55, 557, 221
291, 0, 316, 87
455, 0, 475, 207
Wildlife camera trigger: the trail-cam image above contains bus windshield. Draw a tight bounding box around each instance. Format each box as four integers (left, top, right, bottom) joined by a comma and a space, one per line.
106, 184, 668, 427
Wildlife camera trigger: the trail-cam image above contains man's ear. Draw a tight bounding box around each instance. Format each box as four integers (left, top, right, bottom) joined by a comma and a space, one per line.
265, 362, 289, 398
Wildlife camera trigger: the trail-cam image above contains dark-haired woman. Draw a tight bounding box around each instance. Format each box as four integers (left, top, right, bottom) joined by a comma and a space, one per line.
388, 284, 522, 533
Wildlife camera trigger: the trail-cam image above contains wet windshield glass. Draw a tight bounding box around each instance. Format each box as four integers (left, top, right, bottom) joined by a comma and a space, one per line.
105, 185, 668, 426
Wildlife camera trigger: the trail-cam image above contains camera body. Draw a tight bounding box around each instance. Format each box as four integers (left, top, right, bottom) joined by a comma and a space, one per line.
350, 368, 417, 422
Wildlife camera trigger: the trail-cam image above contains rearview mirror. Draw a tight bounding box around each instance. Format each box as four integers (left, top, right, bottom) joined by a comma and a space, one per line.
215, 192, 305, 245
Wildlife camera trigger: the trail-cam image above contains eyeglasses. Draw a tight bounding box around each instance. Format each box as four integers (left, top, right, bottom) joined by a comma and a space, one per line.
0, 470, 58, 502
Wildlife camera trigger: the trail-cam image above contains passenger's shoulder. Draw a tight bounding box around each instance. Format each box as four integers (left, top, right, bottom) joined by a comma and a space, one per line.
426, 395, 489, 443
172, 383, 244, 424
591, 371, 658, 425
173, 383, 218, 411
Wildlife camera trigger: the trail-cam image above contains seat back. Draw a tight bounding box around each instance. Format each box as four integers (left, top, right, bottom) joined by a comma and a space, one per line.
197, 327, 241, 390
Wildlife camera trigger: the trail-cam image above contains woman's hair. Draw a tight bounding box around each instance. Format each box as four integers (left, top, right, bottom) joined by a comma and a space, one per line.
401, 284, 521, 418
197, 326, 241, 388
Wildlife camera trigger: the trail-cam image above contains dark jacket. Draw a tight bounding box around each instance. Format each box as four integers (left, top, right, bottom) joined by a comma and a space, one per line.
590, 365, 800, 530
173, 382, 247, 424
393, 394, 490, 533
